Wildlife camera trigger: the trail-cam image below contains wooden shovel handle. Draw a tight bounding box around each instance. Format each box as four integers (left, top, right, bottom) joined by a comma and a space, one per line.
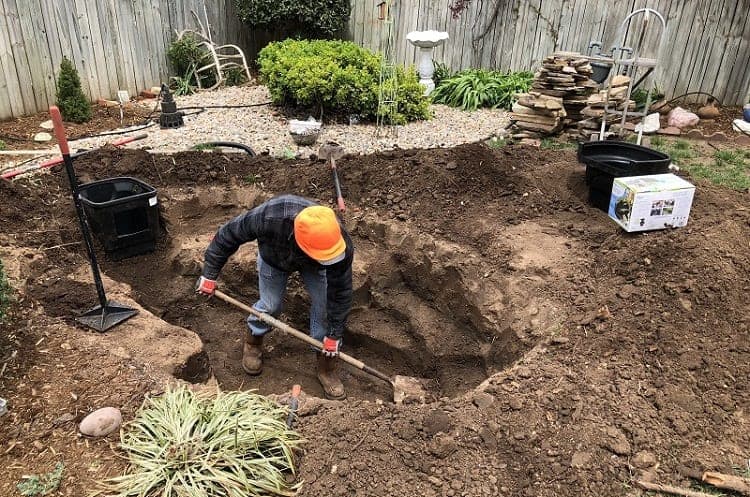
213, 290, 392, 385
49, 106, 70, 156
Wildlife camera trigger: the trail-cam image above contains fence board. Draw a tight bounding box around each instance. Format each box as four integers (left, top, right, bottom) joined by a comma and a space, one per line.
1, 0, 749, 120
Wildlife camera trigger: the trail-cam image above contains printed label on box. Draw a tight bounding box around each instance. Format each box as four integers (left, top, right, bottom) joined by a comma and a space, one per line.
608, 174, 695, 232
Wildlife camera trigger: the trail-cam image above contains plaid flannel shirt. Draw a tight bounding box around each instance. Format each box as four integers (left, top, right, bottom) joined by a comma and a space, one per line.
202, 195, 353, 339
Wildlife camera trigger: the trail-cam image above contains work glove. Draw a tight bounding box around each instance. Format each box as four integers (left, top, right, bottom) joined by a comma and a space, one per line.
195, 276, 217, 296
322, 336, 341, 357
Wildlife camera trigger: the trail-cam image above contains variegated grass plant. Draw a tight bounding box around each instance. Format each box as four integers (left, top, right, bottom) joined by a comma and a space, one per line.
97, 386, 303, 497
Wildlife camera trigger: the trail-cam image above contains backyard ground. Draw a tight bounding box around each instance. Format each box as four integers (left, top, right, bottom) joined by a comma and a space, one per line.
0, 137, 749, 497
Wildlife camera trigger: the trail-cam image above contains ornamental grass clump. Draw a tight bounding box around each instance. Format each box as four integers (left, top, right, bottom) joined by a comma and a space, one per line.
98, 386, 303, 497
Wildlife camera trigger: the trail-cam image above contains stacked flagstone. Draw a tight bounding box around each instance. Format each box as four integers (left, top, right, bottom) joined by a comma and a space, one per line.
512, 52, 599, 137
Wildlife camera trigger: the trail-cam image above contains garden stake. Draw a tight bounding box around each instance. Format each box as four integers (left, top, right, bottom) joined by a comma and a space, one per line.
49, 106, 138, 332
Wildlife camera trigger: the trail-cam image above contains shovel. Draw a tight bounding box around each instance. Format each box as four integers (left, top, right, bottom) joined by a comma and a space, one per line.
214, 290, 431, 404
318, 142, 346, 213
49, 106, 138, 332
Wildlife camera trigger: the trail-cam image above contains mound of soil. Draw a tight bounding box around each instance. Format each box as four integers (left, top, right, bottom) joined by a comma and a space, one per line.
1, 142, 749, 497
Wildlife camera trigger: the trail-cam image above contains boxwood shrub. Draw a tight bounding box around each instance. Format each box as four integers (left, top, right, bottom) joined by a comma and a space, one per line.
258, 39, 430, 124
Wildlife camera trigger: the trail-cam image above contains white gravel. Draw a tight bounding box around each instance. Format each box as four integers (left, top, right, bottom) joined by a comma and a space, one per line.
72, 85, 510, 157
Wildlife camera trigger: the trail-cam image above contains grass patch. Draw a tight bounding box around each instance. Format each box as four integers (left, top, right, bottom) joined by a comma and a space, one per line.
486, 136, 509, 149
540, 137, 577, 150
683, 148, 750, 191
97, 386, 302, 497
0, 139, 6, 151
192, 143, 216, 151
649, 138, 698, 165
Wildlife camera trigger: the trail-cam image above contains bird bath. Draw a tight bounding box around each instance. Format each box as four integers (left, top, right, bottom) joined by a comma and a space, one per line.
406, 30, 449, 95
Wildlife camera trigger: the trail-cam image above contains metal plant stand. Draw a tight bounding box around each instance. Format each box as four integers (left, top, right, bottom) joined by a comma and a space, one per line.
598, 8, 666, 144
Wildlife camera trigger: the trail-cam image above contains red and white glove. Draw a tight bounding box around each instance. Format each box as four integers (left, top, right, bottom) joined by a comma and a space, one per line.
195, 276, 217, 296
322, 336, 341, 357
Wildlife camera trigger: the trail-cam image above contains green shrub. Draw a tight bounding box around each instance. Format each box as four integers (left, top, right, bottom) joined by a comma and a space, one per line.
56, 57, 92, 123
0, 259, 13, 324
0, 139, 6, 151
431, 69, 533, 111
167, 34, 208, 79
235, 0, 350, 38
258, 39, 430, 123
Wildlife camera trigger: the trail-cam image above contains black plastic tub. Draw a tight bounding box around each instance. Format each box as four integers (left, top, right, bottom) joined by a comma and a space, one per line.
78, 177, 160, 260
578, 141, 671, 211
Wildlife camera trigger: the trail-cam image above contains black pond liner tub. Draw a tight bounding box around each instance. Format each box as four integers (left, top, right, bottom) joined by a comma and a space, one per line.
578, 141, 671, 212
78, 177, 161, 260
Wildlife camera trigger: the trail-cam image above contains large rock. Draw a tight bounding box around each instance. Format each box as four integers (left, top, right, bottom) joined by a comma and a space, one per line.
667, 107, 700, 128
79, 407, 122, 437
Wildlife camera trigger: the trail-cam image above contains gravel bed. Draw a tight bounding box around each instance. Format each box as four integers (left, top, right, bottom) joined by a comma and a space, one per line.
71, 85, 509, 157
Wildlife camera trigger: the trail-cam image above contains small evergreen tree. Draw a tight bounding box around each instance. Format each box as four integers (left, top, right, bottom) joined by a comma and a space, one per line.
56, 57, 92, 123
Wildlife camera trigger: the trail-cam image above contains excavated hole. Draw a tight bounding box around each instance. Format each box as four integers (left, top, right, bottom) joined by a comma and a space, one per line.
93, 194, 539, 401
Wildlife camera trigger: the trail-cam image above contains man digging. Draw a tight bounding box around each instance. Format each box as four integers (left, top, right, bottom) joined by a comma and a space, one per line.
196, 194, 353, 400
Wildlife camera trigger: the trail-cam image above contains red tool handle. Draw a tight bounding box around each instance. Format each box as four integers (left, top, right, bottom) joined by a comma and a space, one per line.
49, 106, 70, 156
38, 133, 148, 168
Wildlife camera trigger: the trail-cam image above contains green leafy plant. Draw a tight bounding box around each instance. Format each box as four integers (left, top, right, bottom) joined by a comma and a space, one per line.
0, 259, 13, 324
17, 462, 64, 496
56, 57, 92, 123
244, 173, 261, 185
433, 61, 453, 87
96, 386, 302, 497
431, 69, 533, 111
224, 66, 248, 86
632, 85, 664, 111
167, 35, 216, 90
235, 0, 350, 38
258, 39, 430, 123
0, 139, 6, 150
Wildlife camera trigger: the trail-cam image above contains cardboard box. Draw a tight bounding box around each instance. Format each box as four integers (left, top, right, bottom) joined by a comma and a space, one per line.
608, 174, 695, 232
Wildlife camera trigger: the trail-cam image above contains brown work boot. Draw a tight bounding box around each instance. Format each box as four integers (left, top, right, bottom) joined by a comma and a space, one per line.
316, 353, 346, 400
242, 334, 263, 375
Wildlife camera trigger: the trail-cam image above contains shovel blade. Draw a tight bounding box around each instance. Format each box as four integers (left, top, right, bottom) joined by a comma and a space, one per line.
76, 301, 138, 332
392, 375, 434, 405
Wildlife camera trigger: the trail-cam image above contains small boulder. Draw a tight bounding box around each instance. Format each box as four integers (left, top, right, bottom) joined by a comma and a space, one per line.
472, 392, 495, 409
33, 132, 52, 142
667, 107, 700, 129
79, 407, 122, 437
696, 99, 720, 119
428, 434, 458, 459
632, 450, 657, 469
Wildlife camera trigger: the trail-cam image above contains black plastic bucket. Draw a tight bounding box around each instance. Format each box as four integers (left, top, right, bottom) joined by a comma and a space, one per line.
578, 141, 671, 211
78, 177, 160, 260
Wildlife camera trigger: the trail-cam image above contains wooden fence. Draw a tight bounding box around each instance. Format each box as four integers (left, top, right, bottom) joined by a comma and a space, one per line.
350, 0, 750, 106
0, 0, 749, 120
0, 0, 257, 120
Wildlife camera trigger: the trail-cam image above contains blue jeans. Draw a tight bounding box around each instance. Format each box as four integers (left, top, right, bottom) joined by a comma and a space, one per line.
247, 255, 328, 341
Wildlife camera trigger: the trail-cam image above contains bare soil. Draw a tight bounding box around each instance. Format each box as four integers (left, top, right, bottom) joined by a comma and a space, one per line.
1, 142, 749, 496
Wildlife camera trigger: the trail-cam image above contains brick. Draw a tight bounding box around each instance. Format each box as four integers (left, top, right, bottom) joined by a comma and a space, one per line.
706, 132, 728, 142
657, 126, 681, 136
